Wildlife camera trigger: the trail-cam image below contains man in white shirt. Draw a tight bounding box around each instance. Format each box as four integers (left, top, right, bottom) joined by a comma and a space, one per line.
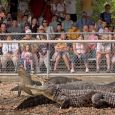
65, 0, 77, 22
1, 35, 19, 72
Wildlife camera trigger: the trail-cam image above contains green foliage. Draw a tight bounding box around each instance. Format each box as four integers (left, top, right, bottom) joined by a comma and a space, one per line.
76, 0, 115, 22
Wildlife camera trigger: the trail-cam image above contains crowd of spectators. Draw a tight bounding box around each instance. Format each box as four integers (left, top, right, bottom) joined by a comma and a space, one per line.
0, 1, 114, 73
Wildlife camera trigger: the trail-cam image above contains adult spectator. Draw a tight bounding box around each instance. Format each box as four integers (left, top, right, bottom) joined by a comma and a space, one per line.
82, 25, 89, 40
70, 35, 89, 73
62, 14, 73, 32
55, 23, 64, 38
65, 0, 77, 22
53, 32, 70, 72
0, 8, 6, 24
9, 0, 18, 20
96, 26, 112, 73
100, 3, 112, 26
49, 15, 59, 31
18, 0, 29, 14
50, 0, 57, 15
36, 25, 47, 40
30, 17, 39, 33
8, 19, 22, 40
20, 15, 29, 31
87, 30, 98, 58
98, 21, 107, 33
42, 19, 54, 39
56, 0, 66, 15
1, 35, 19, 72
76, 11, 94, 31
111, 28, 115, 72
36, 26, 49, 73
8, 19, 22, 33
0, 23, 8, 40
0, 23, 8, 70
95, 19, 103, 31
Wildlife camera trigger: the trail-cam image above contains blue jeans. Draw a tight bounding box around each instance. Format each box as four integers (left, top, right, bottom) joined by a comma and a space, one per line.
71, 53, 88, 64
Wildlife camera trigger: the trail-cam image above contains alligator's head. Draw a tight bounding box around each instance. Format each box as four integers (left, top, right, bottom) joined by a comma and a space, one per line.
17, 64, 32, 85
17, 64, 25, 76
26, 84, 61, 102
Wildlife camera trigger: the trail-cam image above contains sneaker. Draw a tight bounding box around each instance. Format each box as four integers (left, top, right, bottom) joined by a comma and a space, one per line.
85, 68, 89, 73
106, 69, 110, 73
31, 70, 34, 74
96, 69, 100, 73
36, 67, 41, 73
71, 69, 75, 73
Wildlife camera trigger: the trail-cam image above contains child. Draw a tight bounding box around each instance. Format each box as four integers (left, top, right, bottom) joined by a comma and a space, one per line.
21, 44, 34, 73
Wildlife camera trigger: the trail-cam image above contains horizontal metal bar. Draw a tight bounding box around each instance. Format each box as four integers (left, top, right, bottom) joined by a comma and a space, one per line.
0, 32, 114, 35
0, 40, 115, 43
0, 73, 115, 77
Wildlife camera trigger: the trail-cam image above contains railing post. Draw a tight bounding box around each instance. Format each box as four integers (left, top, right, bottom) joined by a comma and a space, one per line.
46, 33, 50, 78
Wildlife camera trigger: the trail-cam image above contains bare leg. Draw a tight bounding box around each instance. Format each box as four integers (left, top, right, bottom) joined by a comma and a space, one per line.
12, 56, 18, 72
84, 63, 89, 72
23, 60, 27, 70
96, 53, 102, 71
106, 53, 110, 71
30, 60, 34, 70
54, 55, 61, 71
1, 55, 8, 71
62, 54, 70, 70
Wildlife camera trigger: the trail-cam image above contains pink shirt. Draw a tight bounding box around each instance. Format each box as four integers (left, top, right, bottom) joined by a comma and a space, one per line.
88, 34, 98, 50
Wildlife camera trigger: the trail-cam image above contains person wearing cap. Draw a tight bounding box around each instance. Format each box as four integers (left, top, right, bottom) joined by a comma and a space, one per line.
36, 25, 51, 73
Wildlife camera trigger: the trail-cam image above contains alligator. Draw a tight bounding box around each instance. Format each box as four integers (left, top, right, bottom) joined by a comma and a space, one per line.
25, 84, 115, 108
11, 65, 42, 96
12, 65, 82, 96
32, 72, 115, 92
33, 75, 115, 93
13, 65, 115, 97
12, 65, 115, 109
32, 75, 82, 85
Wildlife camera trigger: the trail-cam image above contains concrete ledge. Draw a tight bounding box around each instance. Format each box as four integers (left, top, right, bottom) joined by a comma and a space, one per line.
0, 73, 115, 83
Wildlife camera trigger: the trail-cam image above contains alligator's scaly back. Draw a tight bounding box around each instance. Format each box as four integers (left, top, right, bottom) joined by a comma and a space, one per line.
32, 75, 82, 85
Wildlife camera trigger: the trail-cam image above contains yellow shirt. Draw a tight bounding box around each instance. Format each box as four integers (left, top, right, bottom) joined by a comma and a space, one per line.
55, 43, 68, 51
67, 28, 80, 40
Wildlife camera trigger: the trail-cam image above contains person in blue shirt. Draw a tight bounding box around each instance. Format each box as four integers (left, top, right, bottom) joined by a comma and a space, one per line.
76, 11, 94, 31
100, 3, 111, 26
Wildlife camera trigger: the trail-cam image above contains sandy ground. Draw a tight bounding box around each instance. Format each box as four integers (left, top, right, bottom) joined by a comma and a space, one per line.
0, 82, 115, 115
